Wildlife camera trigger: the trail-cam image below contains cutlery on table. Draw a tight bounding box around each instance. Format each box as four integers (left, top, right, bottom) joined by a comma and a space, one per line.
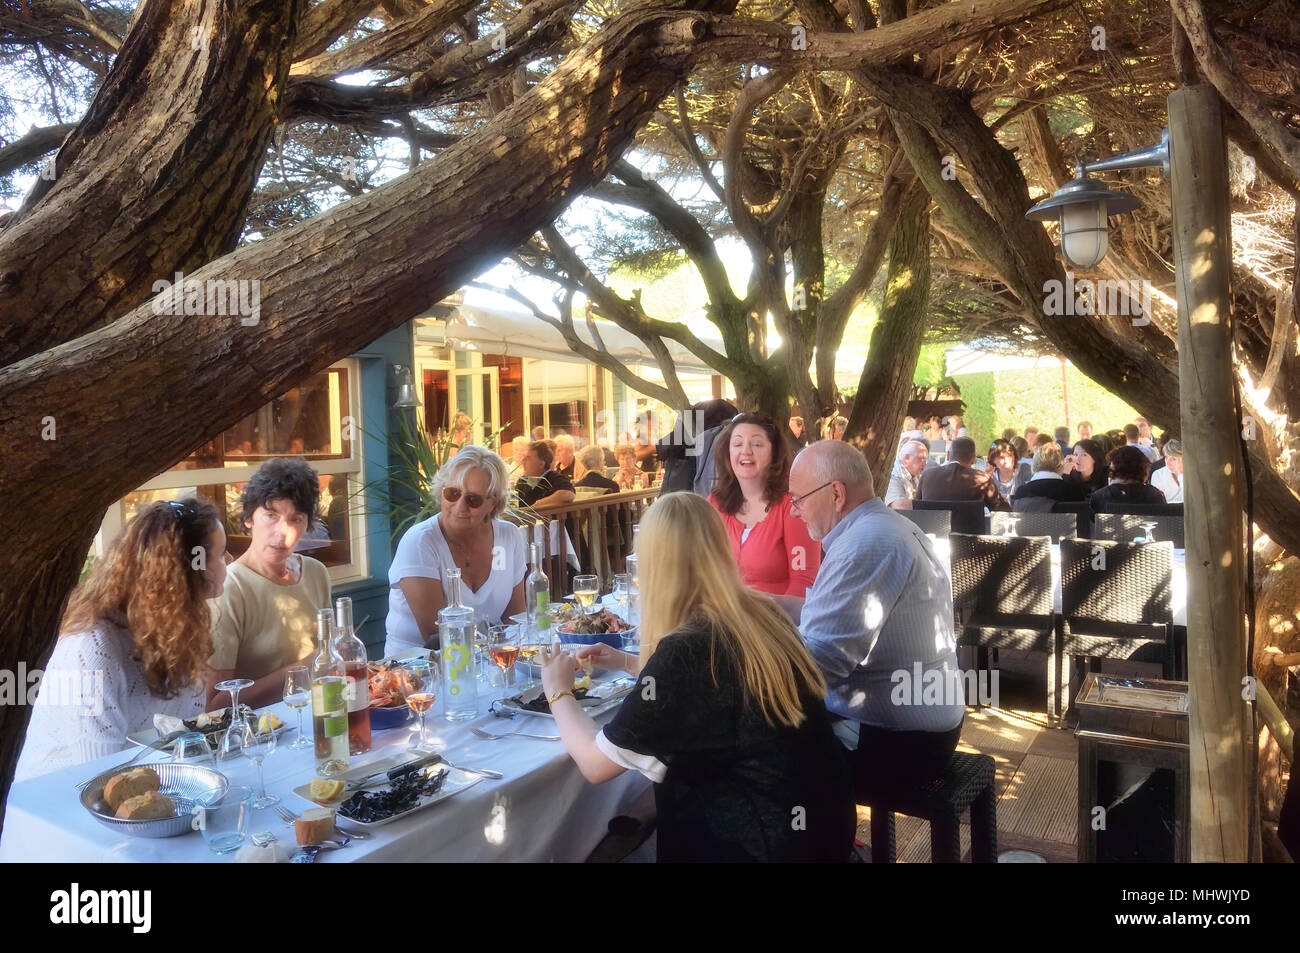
290, 834, 353, 863
343, 752, 443, 792
470, 725, 560, 742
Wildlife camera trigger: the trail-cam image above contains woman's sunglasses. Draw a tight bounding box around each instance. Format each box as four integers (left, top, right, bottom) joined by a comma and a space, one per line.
443, 487, 490, 508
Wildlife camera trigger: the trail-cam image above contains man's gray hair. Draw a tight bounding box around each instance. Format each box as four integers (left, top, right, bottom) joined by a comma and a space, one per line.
898, 438, 928, 461
805, 439, 874, 495
555, 433, 575, 450
576, 444, 605, 471
432, 444, 510, 519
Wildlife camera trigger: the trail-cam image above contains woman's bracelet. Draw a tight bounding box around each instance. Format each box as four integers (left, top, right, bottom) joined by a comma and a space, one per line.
548, 689, 576, 706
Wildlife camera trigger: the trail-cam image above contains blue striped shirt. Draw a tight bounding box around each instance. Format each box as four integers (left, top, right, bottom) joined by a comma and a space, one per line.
799, 498, 964, 732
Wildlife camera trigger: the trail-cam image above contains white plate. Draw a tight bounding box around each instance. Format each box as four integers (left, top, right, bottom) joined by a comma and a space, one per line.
293, 755, 484, 829
494, 675, 638, 719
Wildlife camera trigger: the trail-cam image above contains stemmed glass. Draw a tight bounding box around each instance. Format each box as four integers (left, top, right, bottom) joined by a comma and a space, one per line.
573, 574, 599, 614
240, 716, 279, 809
487, 625, 521, 697
515, 624, 544, 689
1002, 517, 1020, 538
283, 666, 312, 749
402, 659, 439, 751
214, 678, 253, 766
1135, 520, 1158, 543
611, 573, 631, 620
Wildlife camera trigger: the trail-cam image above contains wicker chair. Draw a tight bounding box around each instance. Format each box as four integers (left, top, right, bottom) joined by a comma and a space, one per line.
863, 752, 998, 863
898, 507, 952, 538
1057, 538, 1175, 714
1093, 511, 1185, 549
990, 511, 1078, 542
949, 532, 1058, 715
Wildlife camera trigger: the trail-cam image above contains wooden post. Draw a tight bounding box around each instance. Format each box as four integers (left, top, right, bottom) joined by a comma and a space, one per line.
1169, 85, 1252, 862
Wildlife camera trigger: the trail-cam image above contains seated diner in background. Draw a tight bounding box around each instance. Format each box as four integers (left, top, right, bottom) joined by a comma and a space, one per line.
207, 458, 329, 708
1150, 439, 1184, 504
785, 440, 964, 796
385, 446, 527, 657
1010, 445, 1086, 512
538, 491, 856, 862
884, 438, 929, 509
613, 443, 648, 490
707, 412, 821, 597
15, 499, 227, 781
514, 440, 576, 508
1065, 438, 1110, 497
573, 444, 619, 495
917, 435, 1010, 511
1089, 445, 1168, 512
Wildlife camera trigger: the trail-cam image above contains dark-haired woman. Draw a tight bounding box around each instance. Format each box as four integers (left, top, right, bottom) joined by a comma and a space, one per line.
207, 457, 331, 707
707, 413, 820, 596
1065, 439, 1110, 497
1089, 446, 1167, 512
14, 499, 227, 781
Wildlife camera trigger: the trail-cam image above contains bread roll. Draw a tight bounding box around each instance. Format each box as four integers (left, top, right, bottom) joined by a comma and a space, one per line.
295, 807, 335, 845
104, 767, 161, 811
115, 790, 177, 820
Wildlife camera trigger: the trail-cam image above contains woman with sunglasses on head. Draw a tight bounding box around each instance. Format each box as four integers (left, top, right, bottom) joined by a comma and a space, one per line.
707, 412, 821, 597
14, 499, 227, 781
385, 445, 527, 657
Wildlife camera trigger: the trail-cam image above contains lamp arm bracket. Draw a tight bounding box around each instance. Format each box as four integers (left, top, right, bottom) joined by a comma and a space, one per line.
1077, 129, 1170, 178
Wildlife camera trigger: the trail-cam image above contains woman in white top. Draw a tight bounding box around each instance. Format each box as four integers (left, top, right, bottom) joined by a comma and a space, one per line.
386, 445, 528, 657
1150, 439, 1184, 504
14, 499, 228, 781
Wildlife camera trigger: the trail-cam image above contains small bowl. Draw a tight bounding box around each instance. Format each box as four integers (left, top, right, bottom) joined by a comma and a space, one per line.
370, 704, 414, 730
79, 762, 229, 839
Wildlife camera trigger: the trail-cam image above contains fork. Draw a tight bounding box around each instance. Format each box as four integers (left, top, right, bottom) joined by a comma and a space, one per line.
274, 804, 371, 840
470, 724, 560, 742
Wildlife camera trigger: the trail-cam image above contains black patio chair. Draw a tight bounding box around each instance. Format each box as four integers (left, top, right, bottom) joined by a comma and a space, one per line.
914, 499, 987, 536
1052, 500, 1092, 539
990, 511, 1078, 543
898, 507, 952, 538
1057, 538, 1175, 714
949, 533, 1058, 715
1093, 512, 1184, 549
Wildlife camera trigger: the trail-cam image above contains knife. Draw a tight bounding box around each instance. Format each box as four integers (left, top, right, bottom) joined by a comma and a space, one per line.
344, 753, 442, 792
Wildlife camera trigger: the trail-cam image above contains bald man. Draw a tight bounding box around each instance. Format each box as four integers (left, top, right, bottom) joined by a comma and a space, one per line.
785, 440, 964, 797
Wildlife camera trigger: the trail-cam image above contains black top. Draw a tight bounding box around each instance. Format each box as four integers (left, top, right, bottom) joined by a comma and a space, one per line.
1011, 476, 1087, 512
604, 621, 856, 862
1089, 481, 1167, 512
556, 460, 576, 481
514, 469, 575, 507
575, 472, 619, 493
1064, 469, 1108, 497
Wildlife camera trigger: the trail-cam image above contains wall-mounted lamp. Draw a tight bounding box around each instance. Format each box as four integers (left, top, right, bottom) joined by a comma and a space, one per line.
392, 363, 419, 409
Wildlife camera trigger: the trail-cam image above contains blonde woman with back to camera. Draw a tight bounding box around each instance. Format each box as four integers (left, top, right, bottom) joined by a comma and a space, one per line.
538, 492, 856, 862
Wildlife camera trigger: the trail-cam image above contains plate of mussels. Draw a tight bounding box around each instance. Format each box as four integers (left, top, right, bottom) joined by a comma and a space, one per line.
293, 754, 483, 828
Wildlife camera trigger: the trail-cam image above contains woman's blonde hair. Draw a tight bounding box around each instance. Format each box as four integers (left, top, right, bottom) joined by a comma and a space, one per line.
1032, 444, 1065, 474
433, 444, 510, 519
62, 498, 220, 698
635, 492, 826, 728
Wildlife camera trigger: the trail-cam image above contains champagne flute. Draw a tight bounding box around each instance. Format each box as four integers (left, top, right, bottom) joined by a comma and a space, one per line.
240, 716, 279, 809
573, 574, 598, 614
283, 666, 312, 749
403, 659, 439, 751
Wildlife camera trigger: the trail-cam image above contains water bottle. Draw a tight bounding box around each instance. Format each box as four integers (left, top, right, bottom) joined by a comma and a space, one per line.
439, 568, 478, 721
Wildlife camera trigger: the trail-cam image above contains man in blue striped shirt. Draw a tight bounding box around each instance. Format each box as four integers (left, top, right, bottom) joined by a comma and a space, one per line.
785, 440, 965, 795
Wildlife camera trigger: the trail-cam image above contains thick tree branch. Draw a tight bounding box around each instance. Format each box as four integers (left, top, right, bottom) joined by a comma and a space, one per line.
0, 122, 76, 179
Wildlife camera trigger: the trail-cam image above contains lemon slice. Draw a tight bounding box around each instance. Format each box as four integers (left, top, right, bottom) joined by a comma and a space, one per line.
309, 777, 345, 803
258, 712, 283, 732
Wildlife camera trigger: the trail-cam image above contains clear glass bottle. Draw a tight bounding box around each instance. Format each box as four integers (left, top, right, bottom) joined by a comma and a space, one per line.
525, 525, 551, 642
309, 608, 349, 776
334, 596, 371, 755
440, 568, 478, 721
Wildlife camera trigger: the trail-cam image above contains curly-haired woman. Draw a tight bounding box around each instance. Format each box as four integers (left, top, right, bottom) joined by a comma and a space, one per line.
14, 499, 227, 780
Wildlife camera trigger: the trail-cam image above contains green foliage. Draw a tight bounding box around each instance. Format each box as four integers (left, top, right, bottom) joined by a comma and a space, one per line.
912, 344, 949, 386
79, 552, 99, 585
952, 364, 1140, 450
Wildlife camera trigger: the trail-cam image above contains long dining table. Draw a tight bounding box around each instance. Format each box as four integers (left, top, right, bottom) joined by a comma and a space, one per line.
0, 676, 652, 863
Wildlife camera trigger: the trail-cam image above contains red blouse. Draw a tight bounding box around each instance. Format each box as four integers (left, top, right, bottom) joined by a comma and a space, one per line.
708, 493, 822, 596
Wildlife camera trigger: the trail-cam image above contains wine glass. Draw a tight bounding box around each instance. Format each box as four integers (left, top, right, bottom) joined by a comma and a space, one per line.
240, 716, 280, 809
1136, 520, 1158, 543
611, 573, 631, 620
573, 574, 599, 614
403, 659, 439, 751
487, 625, 521, 697
283, 666, 312, 749
172, 731, 213, 765
1002, 516, 1019, 538
214, 677, 253, 766
515, 624, 544, 688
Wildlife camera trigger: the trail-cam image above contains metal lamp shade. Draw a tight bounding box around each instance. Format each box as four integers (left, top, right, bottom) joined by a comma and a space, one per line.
392, 364, 419, 409
1025, 175, 1141, 270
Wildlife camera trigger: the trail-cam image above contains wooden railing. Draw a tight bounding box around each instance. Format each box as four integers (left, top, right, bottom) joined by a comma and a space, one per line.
508, 487, 659, 598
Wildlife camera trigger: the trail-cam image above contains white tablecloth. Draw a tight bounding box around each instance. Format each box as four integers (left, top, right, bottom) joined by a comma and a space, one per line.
929, 539, 1187, 627
0, 683, 651, 863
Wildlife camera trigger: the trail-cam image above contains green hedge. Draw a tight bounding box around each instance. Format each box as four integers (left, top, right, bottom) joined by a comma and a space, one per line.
952, 363, 1140, 451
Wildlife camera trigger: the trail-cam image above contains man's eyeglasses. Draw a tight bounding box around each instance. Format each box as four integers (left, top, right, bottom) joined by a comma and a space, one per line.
790, 481, 835, 512
443, 487, 489, 509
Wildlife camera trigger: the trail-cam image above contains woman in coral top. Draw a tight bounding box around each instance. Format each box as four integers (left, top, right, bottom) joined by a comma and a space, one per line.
707, 413, 821, 596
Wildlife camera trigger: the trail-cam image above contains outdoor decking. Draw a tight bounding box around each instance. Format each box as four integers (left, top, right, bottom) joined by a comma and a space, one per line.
855, 652, 1081, 863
